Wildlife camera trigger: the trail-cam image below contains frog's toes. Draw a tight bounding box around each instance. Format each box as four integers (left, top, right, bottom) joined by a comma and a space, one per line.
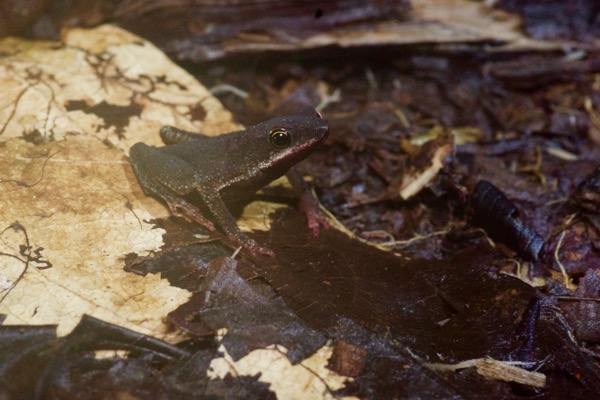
236, 236, 275, 258
305, 210, 330, 237
307, 217, 321, 237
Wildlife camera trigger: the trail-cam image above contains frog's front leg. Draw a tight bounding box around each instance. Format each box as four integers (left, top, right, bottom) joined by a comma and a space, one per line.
198, 185, 275, 257
286, 167, 329, 236
129, 143, 216, 231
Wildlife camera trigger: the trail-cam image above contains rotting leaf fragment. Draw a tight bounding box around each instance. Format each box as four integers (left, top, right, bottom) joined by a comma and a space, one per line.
329, 340, 368, 377
470, 180, 544, 261
395, 132, 453, 200
560, 269, 600, 342
0, 314, 279, 399
574, 166, 600, 214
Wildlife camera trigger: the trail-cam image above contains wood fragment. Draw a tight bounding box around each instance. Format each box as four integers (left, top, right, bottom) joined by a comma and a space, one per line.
425, 358, 546, 388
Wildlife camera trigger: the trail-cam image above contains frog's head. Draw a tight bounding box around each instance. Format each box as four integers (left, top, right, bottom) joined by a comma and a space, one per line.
250, 109, 328, 173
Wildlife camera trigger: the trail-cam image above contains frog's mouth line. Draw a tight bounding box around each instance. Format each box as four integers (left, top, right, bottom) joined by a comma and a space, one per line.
292, 125, 329, 153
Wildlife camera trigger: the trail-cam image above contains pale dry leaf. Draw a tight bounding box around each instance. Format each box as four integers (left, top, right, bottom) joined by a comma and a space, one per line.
0, 24, 241, 339
209, 345, 359, 400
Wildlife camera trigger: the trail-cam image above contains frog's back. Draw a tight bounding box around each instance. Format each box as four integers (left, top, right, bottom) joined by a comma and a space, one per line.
153, 110, 328, 194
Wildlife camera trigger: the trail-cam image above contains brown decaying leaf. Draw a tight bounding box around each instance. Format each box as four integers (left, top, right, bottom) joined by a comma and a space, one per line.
7, 0, 593, 63
166, 256, 326, 363
561, 269, 600, 342
239, 208, 599, 397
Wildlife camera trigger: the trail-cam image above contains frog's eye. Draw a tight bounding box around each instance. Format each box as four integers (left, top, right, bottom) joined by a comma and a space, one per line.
269, 129, 291, 149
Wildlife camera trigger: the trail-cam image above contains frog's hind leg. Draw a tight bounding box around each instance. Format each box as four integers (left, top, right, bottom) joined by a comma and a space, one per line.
159, 194, 216, 232
129, 143, 216, 231
160, 125, 209, 144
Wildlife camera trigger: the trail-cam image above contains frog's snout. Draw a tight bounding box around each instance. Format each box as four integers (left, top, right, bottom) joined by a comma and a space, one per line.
316, 123, 329, 143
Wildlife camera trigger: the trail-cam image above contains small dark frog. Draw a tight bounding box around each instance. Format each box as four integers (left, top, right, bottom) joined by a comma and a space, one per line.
129, 110, 329, 256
